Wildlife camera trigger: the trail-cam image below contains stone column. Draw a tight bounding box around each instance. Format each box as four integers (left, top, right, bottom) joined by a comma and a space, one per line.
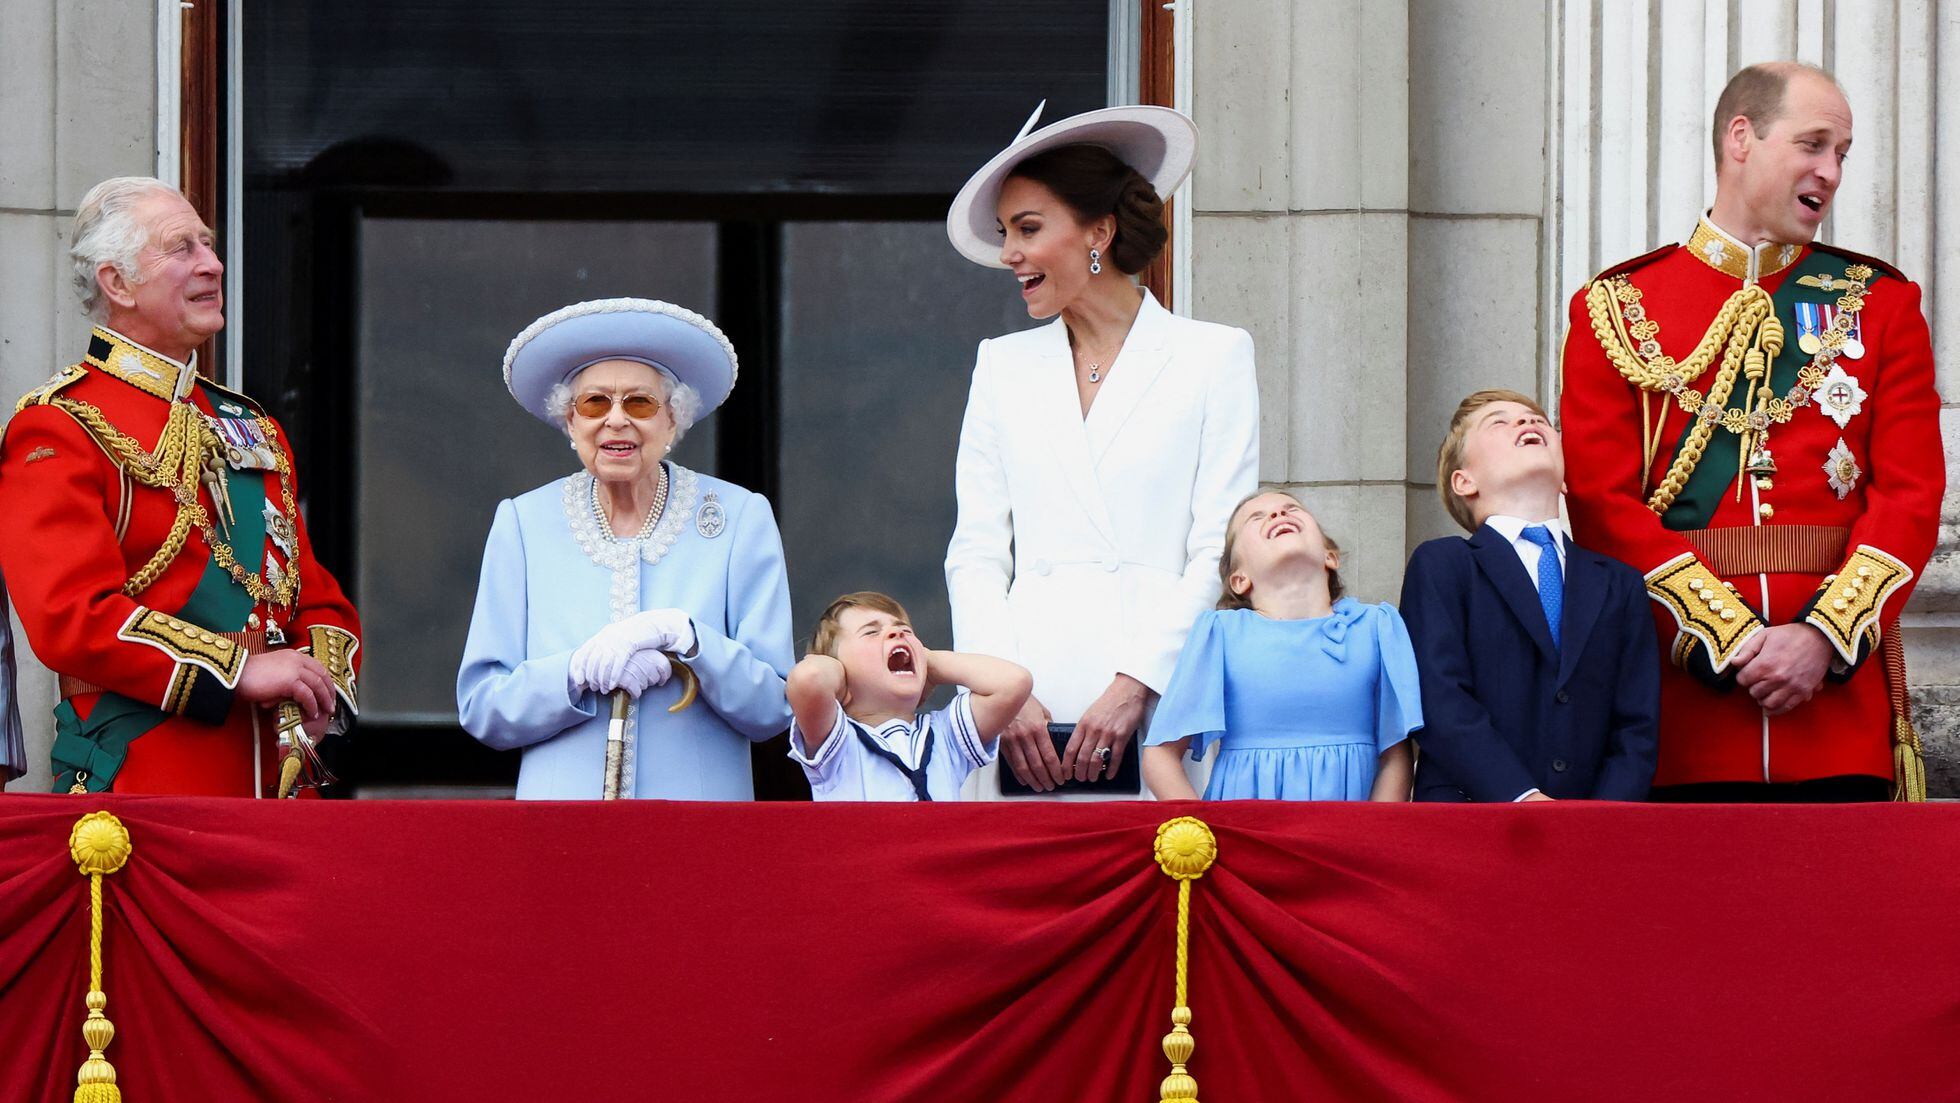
1189, 0, 1414, 602
0, 0, 160, 793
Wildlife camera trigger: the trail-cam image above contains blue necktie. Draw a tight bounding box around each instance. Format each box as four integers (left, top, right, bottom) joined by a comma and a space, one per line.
1521, 525, 1563, 650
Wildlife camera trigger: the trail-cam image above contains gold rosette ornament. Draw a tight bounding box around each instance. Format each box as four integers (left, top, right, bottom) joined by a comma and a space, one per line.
67, 811, 133, 1102
1153, 817, 1217, 1103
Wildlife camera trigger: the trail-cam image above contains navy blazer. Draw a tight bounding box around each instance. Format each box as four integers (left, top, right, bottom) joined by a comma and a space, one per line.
1399, 523, 1659, 802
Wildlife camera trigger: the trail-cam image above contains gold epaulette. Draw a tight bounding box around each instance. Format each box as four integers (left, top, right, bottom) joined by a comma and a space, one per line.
1805, 545, 1913, 667
1645, 553, 1764, 673
13, 364, 87, 414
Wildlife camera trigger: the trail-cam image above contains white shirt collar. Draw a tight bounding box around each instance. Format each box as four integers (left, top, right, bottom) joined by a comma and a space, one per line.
1485, 515, 1568, 566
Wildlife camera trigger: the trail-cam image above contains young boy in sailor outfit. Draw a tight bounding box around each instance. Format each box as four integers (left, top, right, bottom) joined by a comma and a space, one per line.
788, 592, 1031, 801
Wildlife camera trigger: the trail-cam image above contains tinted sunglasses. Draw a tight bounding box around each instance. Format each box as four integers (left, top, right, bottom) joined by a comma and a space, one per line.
573, 392, 664, 419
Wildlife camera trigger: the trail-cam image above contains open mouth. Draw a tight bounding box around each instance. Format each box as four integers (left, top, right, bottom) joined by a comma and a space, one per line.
190, 291, 220, 304
886, 645, 916, 675
1798, 192, 1825, 214
599, 441, 637, 458
1264, 518, 1301, 539
1515, 429, 1548, 447
1017, 272, 1046, 294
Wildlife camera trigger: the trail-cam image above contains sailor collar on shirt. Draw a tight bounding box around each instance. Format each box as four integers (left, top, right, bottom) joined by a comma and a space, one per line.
857, 712, 932, 770
84, 326, 199, 402
1685, 215, 1803, 286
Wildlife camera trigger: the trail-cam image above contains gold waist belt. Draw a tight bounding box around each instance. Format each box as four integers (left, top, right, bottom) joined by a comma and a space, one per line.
59, 630, 271, 700
1681, 524, 1849, 577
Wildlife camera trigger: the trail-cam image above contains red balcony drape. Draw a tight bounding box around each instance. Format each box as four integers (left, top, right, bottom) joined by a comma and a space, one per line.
1, 795, 1955, 1102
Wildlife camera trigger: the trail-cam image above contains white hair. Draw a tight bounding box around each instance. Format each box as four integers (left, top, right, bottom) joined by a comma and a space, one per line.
71, 176, 178, 322
546, 363, 701, 443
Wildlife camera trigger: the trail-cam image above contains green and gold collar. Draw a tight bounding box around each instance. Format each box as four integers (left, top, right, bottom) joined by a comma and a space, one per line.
1684, 216, 1804, 286
83, 327, 199, 402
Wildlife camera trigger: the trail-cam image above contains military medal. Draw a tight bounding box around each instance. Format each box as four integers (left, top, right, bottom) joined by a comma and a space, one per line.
696, 492, 727, 539
1824, 438, 1861, 500
1836, 307, 1865, 359
1745, 446, 1777, 477
1812, 364, 1867, 429
1793, 302, 1825, 356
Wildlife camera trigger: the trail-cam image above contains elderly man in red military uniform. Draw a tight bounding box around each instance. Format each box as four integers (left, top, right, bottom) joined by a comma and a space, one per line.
1560, 62, 1944, 802
0, 177, 361, 796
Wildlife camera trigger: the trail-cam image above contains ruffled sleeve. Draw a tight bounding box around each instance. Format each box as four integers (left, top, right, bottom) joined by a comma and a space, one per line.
1371, 603, 1423, 755
1144, 609, 1230, 761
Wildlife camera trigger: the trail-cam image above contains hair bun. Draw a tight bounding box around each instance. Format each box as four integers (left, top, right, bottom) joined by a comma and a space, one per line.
1108, 171, 1168, 274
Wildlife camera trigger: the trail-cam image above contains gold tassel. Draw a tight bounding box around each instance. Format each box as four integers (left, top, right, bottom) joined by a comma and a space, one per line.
67, 812, 133, 1102
1881, 618, 1927, 802
1153, 817, 1217, 1103
1893, 717, 1927, 804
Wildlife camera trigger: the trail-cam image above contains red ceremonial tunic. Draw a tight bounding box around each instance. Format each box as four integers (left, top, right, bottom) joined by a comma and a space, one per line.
1560, 218, 1943, 788
0, 328, 361, 796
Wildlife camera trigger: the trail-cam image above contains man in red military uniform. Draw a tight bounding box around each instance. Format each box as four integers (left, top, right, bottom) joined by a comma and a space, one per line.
1560, 62, 1944, 802
0, 177, 361, 796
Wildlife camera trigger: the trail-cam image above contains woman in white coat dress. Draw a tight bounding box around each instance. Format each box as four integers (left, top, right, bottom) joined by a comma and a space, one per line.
944, 105, 1258, 798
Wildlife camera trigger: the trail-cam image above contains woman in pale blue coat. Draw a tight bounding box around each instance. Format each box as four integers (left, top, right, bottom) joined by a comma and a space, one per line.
457, 298, 793, 799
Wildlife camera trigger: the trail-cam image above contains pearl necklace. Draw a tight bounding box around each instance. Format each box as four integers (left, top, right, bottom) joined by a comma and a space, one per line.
591, 464, 669, 541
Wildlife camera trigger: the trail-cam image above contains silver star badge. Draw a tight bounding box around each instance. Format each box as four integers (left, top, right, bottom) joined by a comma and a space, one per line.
1824, 438, 1861, 500
264, 499, 296, 557
1811, 364, 1867, 430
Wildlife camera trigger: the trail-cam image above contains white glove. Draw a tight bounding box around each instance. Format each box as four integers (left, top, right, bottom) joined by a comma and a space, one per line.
618, 608, 696, 656
615, 648, 675, 699
569, 633, 632, 694
569, 609, 696, 694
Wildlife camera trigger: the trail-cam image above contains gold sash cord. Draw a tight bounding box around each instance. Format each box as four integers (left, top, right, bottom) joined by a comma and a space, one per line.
1675, 525, 1922, 801
67, 812, 133, 1101
1153, 818, 1217, 1103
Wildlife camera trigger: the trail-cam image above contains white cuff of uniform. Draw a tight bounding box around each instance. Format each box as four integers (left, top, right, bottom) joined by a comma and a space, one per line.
787, 701, 850, 777
945, 690, 993, 770
1514, 788, 1542, 802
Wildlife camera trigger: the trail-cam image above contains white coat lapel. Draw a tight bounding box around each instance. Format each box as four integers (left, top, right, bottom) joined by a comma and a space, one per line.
1030, 319, 1120, 545
1083, 291, 1173, 465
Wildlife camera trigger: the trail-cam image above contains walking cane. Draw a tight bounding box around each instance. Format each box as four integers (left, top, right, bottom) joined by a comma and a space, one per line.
602, 655, 700, 800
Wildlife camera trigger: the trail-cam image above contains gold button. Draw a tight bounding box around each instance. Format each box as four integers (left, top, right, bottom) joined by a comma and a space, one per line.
1823, 574, 1837, 584
1688, 579, 1704, 591
1709, 600, 1724, 612
1758, 503, 1775, 519
1834, 599, 1849, 611
247, 613, 261, 630
1858, 565, 1872, 578
1720, 609, 1736, 621
1756, 478, 1774, 491
198, 632, 216, 644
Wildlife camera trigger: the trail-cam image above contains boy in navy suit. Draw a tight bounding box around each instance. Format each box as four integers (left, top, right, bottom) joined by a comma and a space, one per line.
1400, 390, 1659, 802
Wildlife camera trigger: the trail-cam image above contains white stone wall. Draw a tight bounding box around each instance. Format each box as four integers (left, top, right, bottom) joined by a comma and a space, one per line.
0, 0, 159, 793
1191, 0, 1960, 791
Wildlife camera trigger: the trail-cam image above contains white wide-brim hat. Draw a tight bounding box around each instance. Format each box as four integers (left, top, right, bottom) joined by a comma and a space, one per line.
945, 101, 1198, 269
502, 298, 738, 425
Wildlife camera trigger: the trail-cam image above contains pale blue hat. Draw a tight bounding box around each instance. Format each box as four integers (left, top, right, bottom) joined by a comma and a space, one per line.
502, 298, 738, 424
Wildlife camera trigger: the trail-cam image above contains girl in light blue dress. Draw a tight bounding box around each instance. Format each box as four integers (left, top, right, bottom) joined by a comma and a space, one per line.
1141, 490, 1420, 802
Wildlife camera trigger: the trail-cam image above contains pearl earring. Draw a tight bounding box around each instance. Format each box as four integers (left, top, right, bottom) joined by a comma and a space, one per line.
1089, 247, 1102, 276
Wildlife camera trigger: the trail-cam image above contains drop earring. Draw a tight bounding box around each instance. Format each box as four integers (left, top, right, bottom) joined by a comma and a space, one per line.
1089, 247, 1102, 276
